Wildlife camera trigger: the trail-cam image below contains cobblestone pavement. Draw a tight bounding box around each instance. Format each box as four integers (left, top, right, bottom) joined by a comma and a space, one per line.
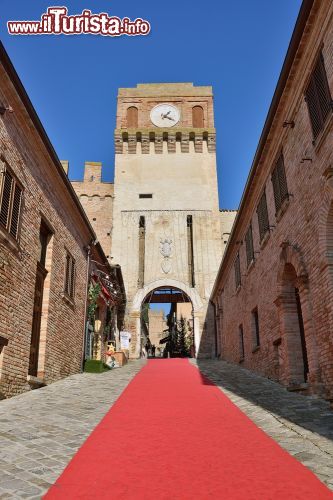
193, 359, 333, 491
0, 360, 146, 499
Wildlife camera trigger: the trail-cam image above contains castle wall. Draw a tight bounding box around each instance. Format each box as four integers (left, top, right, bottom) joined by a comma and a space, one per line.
71, 162, 114, 258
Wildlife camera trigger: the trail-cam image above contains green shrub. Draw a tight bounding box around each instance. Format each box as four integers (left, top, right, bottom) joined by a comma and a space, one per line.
84, 359, 111, 373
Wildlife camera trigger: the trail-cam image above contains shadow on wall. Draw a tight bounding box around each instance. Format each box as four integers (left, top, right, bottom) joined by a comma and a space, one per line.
195, 359, 333, 444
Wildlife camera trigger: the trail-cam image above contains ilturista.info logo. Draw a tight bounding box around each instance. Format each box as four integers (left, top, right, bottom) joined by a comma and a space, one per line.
7, 7, 151, 37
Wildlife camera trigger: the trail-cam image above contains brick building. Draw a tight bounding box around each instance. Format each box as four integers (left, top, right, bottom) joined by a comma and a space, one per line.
0, 43, 124, 398
211, 0, 333, 403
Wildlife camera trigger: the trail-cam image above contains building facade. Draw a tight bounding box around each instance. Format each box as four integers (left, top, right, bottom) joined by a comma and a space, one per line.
0, 43, 123, 398
111, 83, 236, 358
211, 0, 333, 403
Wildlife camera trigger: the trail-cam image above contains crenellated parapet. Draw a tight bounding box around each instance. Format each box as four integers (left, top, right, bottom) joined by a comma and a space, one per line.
114, 128, 216, 154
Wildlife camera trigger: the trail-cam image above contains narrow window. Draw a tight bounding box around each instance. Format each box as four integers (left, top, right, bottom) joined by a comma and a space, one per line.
0, 163, 23, 241
239, 324, 245, 360
256, 191, 269, 242
187, 215, 195, 287
138, 216, 145, 288
64, 251, 76, 300
252, 307, 260, 348
127, 106, 138, 128
245, 224, 254, 267
234, 252, 241, 289
305, 52, 332, 140
192, 106, 204, 128
271, 153, 288, 214
139, 194, 153, 199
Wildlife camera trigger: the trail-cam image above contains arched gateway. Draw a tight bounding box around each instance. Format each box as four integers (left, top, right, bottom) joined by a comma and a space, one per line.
110, 83, 236, 359
129, 279, 203, 357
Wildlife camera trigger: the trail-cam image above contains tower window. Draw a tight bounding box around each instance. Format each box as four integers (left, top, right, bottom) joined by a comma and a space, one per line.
192, 106, 204, 128
139, 194, 153, 199
127, 106, 138, 128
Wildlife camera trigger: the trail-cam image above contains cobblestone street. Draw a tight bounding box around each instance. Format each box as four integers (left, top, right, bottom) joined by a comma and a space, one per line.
194, 360, 333, 491
1, 359, 333, 498
0, 360, 145, 499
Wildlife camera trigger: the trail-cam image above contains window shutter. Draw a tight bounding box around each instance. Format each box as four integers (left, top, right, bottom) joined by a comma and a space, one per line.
271, 166, 281, 212
314, 54, 332, 123
306, 77, 322, 138
257, 191, 269, 242
9, 184, 22, 239
277, 155, 288, 203
271, 154, 288, 213
0, 170, 13, 229
305, 52, 332, 139
245, 224, 254, 266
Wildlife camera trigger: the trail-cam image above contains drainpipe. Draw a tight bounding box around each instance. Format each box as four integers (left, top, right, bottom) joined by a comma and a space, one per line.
81, 243, 92, 370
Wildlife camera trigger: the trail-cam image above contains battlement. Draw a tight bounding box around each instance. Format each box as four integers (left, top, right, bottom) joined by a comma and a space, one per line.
114, 129, 216, 154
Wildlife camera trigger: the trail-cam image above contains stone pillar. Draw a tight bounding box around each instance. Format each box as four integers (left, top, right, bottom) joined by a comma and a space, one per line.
167, 133, 176, 153
127, 311, 141, 359
155, 134, 163, 154
128, 134, 137, 154
141, 133, 150, 154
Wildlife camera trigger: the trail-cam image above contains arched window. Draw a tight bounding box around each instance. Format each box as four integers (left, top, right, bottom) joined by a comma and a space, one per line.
192, 106, 204, 128
127, 106, 138, 128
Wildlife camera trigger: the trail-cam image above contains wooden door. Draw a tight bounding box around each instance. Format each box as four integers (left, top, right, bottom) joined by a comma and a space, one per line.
29, 262, 47, 376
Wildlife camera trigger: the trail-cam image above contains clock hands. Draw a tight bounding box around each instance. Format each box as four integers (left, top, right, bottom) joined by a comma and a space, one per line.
161, 111, 175, 121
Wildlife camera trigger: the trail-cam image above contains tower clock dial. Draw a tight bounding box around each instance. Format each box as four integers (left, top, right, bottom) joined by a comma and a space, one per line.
150, 104, 180, 128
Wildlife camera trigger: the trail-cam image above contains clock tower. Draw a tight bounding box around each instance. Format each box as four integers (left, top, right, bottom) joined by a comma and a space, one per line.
111, 83, 235, 357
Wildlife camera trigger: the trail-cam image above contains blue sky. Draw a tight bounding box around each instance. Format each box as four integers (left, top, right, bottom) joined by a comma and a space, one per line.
0, 0, 302, 209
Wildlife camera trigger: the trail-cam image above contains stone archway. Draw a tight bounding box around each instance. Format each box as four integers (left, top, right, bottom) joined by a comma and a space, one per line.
129, 279, 204, 358
275, 242, 321, 391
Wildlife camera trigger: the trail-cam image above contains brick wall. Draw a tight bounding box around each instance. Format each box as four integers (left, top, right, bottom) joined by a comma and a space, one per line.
211, 0, 333, 402
71, 162, 114, 258
0, 51, 101, 398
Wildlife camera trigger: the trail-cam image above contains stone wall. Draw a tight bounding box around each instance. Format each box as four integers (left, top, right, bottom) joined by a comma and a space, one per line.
112, 83, 237, 358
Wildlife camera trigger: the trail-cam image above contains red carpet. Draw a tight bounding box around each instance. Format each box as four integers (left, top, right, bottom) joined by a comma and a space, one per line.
45, 359, 332, 499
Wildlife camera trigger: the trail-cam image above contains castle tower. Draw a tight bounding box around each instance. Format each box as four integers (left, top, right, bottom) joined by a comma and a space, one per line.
111, 83, 235, 357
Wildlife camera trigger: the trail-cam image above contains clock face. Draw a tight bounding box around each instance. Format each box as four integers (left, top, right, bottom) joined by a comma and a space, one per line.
150, 103, 180, 128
